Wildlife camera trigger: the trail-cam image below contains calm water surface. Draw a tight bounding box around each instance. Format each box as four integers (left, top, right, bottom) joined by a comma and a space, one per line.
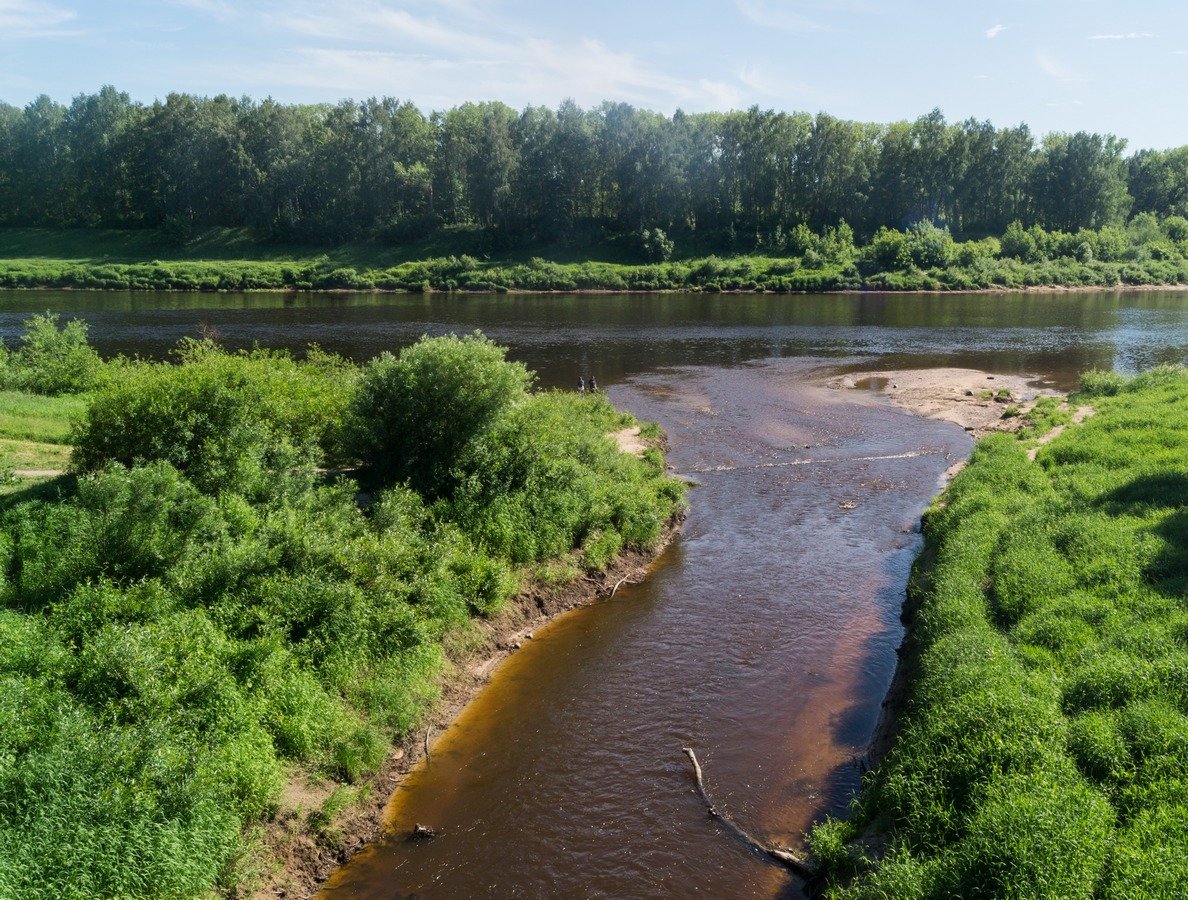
7, 290, 1187, 897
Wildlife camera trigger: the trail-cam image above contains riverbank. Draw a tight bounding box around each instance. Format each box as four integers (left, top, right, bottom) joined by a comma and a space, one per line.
0, 322, 687, 899
5, 227, 1188, 294
258, 515, 682, 898
810, 364, 1188, 897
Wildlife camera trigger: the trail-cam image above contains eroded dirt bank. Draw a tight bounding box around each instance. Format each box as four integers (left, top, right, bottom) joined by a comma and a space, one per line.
254, 518, 683, 899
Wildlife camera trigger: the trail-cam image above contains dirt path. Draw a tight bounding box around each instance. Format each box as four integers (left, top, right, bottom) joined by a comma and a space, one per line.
1027, 405, 1095, 460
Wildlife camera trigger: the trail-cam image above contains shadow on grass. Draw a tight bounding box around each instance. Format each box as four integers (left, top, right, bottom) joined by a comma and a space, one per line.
1099, 472, 1188, 598
0, 473, 78, 513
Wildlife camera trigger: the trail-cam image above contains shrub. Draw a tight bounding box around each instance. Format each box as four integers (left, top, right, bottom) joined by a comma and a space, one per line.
4, 312, 105, 395
346, 331, 532, 496
71, 340, 347, 493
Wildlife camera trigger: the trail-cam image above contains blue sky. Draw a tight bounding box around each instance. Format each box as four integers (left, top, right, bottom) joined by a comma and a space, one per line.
2, 0, 1186, 150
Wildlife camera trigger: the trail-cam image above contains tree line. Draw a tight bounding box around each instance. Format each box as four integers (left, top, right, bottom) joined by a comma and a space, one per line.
2, 86, 1186, 248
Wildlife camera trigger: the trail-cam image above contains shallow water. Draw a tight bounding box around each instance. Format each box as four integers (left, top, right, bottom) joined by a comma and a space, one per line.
11, 289, 1188, 897
321, 361, 969, 898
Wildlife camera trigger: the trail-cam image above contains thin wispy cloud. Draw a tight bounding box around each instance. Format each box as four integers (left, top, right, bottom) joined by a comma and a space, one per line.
985, 24, 1006, 40
239, 2, 744, 111
1089, 32, 1154, 41
737, 62, 838, 108
167, 0, 238, 19
1036, 51, 1086, 83
0, 0, 77, 37
736, 0, 833, 33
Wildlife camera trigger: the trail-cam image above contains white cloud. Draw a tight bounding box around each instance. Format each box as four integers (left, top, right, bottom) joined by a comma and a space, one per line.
985, 24, 1006, 39
220, 3, 746, 112
736, 0, 833, 33
1089, 32, 1154, 40
737, 62, 838, 108
0, 0, 76, 36
1036, 52, 1085, 83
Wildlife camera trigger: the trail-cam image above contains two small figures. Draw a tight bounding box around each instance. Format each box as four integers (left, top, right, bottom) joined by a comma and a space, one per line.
577, 375, 599, 395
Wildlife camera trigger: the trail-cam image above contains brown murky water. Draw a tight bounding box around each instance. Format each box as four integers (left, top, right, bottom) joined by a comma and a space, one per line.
319, 360, 971, 898
11, 289, 1187, 898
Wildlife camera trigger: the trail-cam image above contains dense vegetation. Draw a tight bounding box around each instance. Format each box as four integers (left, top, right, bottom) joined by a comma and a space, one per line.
0, 317, 683, 897
2, 88, 1186, 250
5, 214, 1188, 292
810, 367, 1188, 897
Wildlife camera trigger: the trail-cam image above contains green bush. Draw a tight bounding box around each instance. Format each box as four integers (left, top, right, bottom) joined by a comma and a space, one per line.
1, 313, 105, 395
346, 331, 532, 496
71, 340, 349, 493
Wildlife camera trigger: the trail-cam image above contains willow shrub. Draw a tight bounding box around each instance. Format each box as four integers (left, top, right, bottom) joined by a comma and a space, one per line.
812, 366, 1188, 898
71, 339, 353, 494
346, 331, 532, 497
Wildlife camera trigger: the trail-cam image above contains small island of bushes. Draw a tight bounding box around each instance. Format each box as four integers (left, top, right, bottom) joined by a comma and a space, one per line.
0, 316, 684, 897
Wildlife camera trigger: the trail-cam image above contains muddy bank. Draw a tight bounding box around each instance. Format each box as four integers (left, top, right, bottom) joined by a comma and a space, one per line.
253, 517, 683, 900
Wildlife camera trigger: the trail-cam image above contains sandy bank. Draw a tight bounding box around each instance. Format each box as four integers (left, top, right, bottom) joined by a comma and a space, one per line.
825, 368, 1058, 440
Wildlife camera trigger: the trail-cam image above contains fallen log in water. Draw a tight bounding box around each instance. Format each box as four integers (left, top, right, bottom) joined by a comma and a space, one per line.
681, 747, 816, 879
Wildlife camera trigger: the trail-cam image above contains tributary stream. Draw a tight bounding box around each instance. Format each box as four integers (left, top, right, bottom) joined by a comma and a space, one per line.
6, 290, 1187, 897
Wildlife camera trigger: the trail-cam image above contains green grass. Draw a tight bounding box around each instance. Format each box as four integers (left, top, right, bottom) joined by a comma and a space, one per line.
7, 226, 1188, 293
810, 365, 1188, 898
0, 391, 85, 471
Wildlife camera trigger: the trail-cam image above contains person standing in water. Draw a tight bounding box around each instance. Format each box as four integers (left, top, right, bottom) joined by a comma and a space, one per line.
577, 376, 586, 395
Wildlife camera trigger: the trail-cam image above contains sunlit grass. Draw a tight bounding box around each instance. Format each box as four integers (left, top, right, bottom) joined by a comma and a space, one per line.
811, 365, 1188, 898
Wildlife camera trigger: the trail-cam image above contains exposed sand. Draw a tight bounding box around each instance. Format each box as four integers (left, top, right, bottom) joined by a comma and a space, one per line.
611, 425, 647, 456
825, 368, 1060, 440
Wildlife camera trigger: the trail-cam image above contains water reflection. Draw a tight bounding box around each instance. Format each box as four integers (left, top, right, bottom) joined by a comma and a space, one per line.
3, 290, 1186, 390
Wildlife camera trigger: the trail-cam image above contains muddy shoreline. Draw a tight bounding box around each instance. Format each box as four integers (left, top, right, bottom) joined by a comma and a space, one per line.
254, 516, 684, 899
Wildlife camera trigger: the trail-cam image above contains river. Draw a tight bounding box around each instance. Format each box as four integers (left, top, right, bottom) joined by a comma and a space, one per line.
6, 289, 1187, 897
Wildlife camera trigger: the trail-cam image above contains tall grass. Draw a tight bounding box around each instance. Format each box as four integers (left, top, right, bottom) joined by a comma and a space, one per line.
810, 365, 1188, 898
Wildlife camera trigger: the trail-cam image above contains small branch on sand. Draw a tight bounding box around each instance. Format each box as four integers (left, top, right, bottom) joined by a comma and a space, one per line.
424, 725, 433, 764
681, 747, 816, 879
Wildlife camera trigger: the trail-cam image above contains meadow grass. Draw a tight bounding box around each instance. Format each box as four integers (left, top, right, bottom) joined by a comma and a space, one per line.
0, 391, 85, 471
5, 226, 1187, 293
810, 365, 1188, 898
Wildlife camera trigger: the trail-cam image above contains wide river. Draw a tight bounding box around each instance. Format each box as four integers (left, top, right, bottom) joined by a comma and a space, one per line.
6, 290, 1187, 898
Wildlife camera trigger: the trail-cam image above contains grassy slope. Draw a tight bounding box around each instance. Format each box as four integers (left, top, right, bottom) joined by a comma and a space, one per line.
810, 367, 1188, 897
4, 227, 1188, 293
0, 390, 82, 473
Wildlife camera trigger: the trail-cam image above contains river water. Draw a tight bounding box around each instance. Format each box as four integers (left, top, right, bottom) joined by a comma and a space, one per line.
7, 290, 1187, 897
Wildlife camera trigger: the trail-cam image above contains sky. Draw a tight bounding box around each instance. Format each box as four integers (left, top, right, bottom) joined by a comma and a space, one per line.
2, 0, 1187, 150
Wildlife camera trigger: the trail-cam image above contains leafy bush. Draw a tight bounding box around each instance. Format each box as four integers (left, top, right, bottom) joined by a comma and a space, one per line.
71, 340, 350, 494
346, 331, 532, 496
1, 313, 105, 395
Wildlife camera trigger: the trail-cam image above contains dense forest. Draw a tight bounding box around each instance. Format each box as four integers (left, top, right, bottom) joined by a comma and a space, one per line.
3, 86, 1187, 249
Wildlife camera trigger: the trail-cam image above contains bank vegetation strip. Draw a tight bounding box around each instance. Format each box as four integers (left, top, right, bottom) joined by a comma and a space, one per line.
810, 365, 1188, 897
0, 316, 685, 898
7, 219, 1188, 294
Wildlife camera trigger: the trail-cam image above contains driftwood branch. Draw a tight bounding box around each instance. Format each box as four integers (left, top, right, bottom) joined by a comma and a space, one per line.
424, 724, 433, 764
609, 575, 635, 597
681, 747, 815, 879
